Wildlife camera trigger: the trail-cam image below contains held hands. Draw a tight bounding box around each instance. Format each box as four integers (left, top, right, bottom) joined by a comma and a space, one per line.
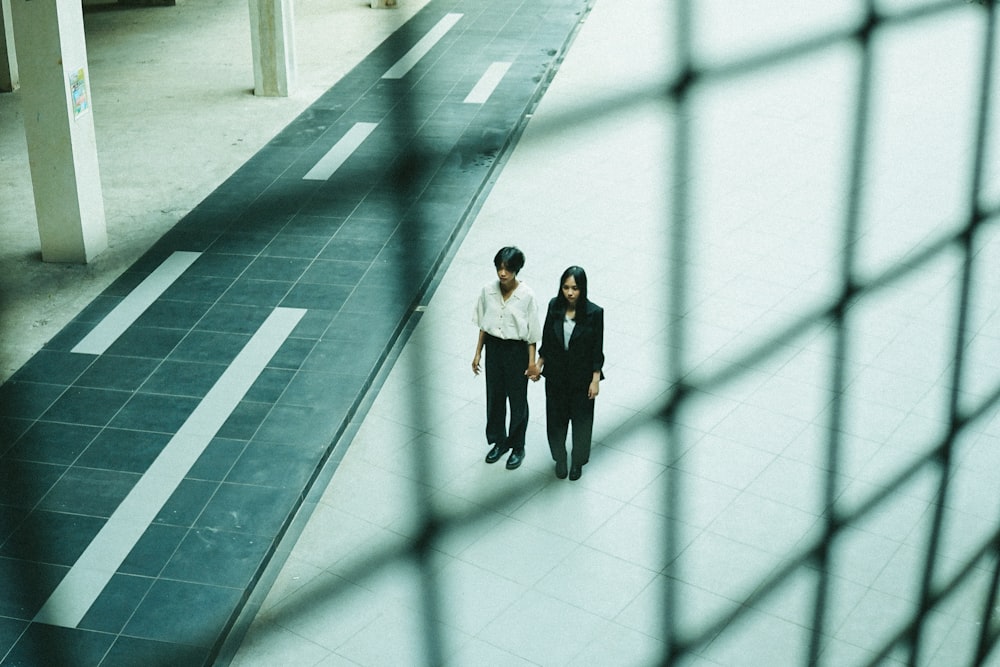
526, 362, 542, 382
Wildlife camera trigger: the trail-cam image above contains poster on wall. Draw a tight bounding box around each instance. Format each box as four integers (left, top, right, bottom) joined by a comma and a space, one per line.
69, 67, 89, 119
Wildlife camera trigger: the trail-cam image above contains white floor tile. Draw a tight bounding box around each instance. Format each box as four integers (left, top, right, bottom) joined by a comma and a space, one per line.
508, 481, 624, 543
576, 446, 667, 503
584, 502, 691, 573
570, 622, 666, 667
335, 603, 470, 667
481, 589, 604, 666
616, 574, 733, 643
433, 557, 527, 635
457, 516, 577, 588
229, 617, 332, 667
266, 572, 384, 653
445, 637, 538, 667
675, 530, 786, 605
536, 544, 658, 619
701, 606, 813, 667
706, 490, 822, 558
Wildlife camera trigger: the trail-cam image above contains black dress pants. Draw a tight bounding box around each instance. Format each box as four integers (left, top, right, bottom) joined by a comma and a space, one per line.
484, 335, 529, 452
545, 378, 594, 467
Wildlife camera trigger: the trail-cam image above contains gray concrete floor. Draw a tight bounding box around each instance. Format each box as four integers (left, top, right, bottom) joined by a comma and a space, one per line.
0, 0, 428, 382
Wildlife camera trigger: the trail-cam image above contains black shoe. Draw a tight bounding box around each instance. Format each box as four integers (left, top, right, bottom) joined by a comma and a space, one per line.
569, 465, 582, 481
555, 461, 568, 479
506, 449, 525, 470
485, 445, 507, 464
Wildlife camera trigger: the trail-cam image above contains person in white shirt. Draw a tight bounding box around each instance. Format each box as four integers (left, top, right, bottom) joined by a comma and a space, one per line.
471, 247, 541, 470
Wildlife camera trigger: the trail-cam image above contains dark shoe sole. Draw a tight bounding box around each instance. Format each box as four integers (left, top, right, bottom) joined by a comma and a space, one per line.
485, 445, 507, 464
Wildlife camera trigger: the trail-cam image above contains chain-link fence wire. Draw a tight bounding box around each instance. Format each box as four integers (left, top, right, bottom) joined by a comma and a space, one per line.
650, 1, 1000, 665
405, 1, 1000, 665
222, 1, 1000, 665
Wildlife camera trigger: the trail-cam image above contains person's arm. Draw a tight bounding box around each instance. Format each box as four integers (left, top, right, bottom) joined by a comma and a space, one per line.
524, 291, 542, 381
529, 298, 552, 382
472, 330, 486, 375
588, 370, 601, 399
588, 307, 605, 399
526, 343, 539, 380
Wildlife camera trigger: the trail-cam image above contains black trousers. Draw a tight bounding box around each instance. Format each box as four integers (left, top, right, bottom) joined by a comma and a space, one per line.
545, 378, 594, 467
484, 335, 529, 452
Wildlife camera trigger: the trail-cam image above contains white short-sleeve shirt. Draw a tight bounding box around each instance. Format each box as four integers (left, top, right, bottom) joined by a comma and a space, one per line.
473, 280, 541, 344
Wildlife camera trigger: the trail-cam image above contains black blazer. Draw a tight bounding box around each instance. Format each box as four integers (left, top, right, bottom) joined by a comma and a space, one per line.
539, 297, 605, 387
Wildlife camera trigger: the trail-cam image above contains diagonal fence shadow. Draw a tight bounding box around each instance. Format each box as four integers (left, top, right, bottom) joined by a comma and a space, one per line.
228, 0, 1000, 665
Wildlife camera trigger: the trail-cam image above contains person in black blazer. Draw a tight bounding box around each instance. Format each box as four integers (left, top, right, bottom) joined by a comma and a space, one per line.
533, 266, 605, 480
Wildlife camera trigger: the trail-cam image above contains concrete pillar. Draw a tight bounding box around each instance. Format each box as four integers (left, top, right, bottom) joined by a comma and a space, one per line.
10, 0, 107, 263
248, 0, 294, 97
0, 0, 18, 92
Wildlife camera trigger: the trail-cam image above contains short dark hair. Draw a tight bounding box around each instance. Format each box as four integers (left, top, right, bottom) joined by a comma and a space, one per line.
493, 246, 525, 274
556, 265, 589, 307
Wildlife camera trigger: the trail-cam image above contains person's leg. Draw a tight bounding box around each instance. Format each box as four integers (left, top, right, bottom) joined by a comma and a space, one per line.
546, 381, 570, 460
569, 387, 595, 478
503, 341, 529, 453
546, 380, 570, 478
483, 337, 508, 451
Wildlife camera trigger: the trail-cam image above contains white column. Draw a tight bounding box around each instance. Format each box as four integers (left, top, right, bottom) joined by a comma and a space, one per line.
11, 0, 107, 263
248, 0, 295, 97
0, 0, 18, 92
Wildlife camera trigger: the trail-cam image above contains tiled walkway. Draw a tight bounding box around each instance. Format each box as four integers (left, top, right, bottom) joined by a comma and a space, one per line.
0, 0, 592, 663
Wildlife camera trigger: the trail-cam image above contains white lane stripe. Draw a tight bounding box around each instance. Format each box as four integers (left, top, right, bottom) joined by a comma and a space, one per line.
464, 62, 511, 104
34, 307, 307, 628
71, 251, 202, 356
381, 13, 463, 80
302, 122, 378, 181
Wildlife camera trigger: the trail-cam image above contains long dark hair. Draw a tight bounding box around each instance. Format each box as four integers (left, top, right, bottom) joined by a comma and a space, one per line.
553, 265, 589, 317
